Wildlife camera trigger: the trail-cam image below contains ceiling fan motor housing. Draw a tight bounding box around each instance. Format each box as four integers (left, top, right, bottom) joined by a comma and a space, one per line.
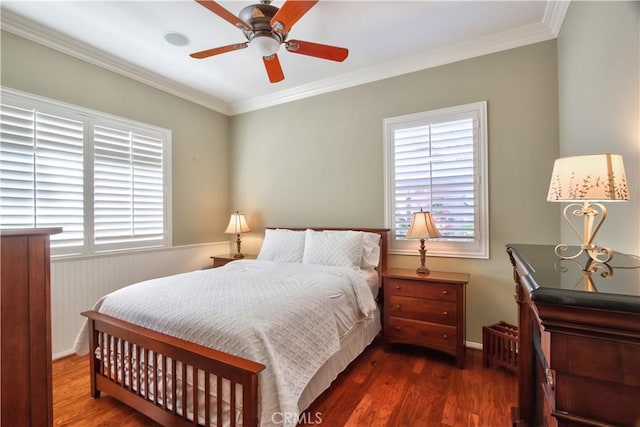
239, 3, 286, 44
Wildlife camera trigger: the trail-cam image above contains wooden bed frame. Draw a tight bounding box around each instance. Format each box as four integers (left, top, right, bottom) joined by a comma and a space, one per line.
82, 227, 388, 427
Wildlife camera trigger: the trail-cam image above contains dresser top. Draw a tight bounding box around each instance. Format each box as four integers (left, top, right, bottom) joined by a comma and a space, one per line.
1, 227, 62, 237
383, 268, 469, 284
507, 244, 640, 313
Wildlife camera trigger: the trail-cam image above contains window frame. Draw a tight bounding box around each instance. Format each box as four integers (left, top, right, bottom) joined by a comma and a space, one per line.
1, 86, 173, 257
383, 101, 489, 259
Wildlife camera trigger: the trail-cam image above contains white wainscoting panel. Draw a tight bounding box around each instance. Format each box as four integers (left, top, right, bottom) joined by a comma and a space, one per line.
50, 241, 230, 359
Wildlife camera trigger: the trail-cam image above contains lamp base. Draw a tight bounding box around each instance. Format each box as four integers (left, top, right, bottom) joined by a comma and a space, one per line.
415, 238, 431, 275
233, 234, 245, 259
556, 201, 614, 263
554, 243, 613, 264
416, 266, 430, 275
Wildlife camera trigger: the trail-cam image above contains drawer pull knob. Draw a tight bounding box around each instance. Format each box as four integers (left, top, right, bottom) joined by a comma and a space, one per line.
395, 285, 401, 290
395, 304, 401, 309
442, 290, 449, 295
443, 311, 449, 316
395, 326, 401, 331
443, 334, 448, 339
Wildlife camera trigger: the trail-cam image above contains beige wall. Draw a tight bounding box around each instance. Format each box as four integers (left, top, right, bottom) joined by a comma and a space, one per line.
1, 31, 230, 245
231, 40, 561, 343
3, 3, 636, 348
557, 1, 640, 255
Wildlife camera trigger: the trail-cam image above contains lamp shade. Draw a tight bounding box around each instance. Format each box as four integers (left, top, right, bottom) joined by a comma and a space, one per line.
224, 212, 250, 234
547, 153, 629, 202
406, 210, 441, 239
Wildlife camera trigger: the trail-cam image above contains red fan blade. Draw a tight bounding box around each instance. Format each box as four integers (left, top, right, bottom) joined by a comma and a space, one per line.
262, 54, 285, 83
190, 43, 248, 59
195, 0, 251, 30
270, 0, 318, 34
286, 39, 348, 62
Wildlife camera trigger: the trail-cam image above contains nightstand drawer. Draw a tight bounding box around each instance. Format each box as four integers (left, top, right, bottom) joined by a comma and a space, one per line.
211, 254, 256, 268
385, 295, 457, 325
212, 257, 234, 268
385, 316, 457, 352
385, 278, 457, 302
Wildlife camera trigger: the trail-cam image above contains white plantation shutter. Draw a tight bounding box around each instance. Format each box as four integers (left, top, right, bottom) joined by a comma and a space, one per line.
0, 104, 36, 228
393, 118, 475, 239
0, 88, 171, 256
93, 124, 165, 249
384, 102, 488, 258
0, 104, 85, 253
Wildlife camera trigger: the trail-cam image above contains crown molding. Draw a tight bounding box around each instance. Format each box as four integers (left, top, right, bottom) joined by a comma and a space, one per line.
2, 1, 568, 117
1, 9, 232, 116
230, 19, 559, 114
543, 0, 571, 37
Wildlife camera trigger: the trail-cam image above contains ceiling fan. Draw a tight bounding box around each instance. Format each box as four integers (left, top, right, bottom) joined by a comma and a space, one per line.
190, 0, 349, 83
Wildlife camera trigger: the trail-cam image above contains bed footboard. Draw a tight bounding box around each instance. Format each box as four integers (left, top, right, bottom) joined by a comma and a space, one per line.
82, 310, 265, 427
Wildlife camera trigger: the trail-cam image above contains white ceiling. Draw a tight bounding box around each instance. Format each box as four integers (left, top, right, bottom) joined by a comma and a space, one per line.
1, 1, 569, 115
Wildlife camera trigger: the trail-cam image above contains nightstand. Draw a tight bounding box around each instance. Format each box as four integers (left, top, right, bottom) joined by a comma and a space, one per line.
210, 254, 256, 268
382, 268, 469, 368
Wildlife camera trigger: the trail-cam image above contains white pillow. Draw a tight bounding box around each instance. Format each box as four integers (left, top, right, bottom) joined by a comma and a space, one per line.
361, 232, 381, 270
302, 229, 364, 270
257, 229, 306, 263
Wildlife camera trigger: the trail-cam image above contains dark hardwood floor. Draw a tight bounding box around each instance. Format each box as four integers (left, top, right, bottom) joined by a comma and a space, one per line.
53, 339, 516, 426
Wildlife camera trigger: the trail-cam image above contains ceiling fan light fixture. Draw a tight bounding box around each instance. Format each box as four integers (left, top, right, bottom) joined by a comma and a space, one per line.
250, 34, 281, 57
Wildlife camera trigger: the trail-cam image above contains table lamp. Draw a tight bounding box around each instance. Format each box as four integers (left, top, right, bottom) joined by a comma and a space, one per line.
406, 209, 441, 274
547, 153, 628, 263
225, 211, 251, 259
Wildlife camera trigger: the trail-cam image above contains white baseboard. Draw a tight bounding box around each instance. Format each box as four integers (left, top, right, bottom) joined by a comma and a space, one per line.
466, 340, 482, 350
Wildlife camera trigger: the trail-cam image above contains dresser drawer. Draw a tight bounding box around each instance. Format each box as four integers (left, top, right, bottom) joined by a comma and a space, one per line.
385, 316, 457, 352
385, 278, 457, 302
385, 294, 457, 325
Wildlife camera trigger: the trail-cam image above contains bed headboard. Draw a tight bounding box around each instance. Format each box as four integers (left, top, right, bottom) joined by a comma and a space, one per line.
266, 227, 389, 273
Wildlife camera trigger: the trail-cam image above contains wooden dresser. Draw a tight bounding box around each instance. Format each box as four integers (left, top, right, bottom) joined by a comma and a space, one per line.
382, 268, 469, 368
507, 244, 640, 427
1, 228, 61, 427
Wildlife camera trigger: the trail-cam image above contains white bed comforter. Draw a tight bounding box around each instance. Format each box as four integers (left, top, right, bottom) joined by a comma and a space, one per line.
74, 260, 376, 426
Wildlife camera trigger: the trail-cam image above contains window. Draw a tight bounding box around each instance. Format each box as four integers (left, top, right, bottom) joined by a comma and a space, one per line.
383, 101, 488, 259
0, 87, 172, 256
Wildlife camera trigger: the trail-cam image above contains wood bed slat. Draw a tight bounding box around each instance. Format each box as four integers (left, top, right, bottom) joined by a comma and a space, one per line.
144, 349, 150, 401
118, 339, 124, 386
193, 368, 199, 425
171, 358, 177, 415
204, 372, 210, 427
216, 375, 223, 427
182, 362, 188, 420
106, 334, 111, 380
230, 380, 236, 427
154, 351, 159, 404
127, 341, 133, 390
135, 345, 141, 398
162, 355, 167, 409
